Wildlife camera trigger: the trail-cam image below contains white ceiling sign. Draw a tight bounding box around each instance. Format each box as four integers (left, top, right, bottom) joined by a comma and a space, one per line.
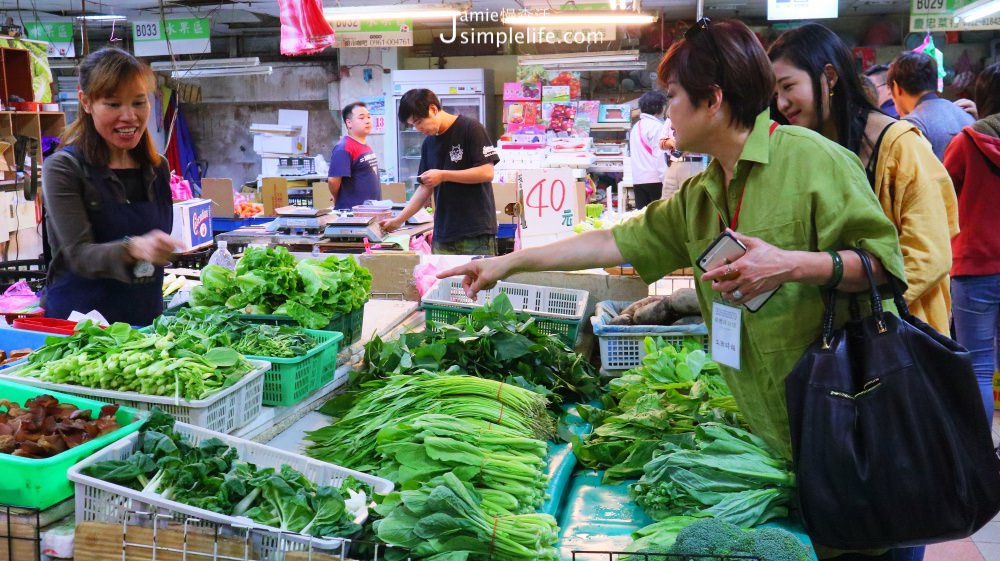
767, 0, 839, 20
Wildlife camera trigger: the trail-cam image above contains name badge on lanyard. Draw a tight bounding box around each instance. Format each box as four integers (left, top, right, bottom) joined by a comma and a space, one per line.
711, 301, 742, 370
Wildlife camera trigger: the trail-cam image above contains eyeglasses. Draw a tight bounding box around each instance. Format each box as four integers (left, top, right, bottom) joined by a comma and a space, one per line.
684, 17, 723, 77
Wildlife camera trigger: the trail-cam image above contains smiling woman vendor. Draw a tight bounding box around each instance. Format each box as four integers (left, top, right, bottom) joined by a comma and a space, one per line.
41, 48, 179, 326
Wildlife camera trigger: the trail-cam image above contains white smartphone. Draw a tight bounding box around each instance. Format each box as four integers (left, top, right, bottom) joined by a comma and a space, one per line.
696, 231, 779, 313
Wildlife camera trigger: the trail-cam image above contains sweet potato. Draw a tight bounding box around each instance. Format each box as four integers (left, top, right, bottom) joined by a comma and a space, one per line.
667, 288, 701, 317
633, 298, 674, 326
672, 315, 704, 326
609, 314, 633, 325
620, 296, 666, 318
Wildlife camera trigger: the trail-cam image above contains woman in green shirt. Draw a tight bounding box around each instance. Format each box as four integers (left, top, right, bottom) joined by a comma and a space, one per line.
440, 19, 906, 556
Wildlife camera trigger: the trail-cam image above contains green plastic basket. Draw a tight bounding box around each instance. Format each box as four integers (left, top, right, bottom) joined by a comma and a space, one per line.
0, 378, 142, 509
245, 330, 343, 407
163, 305, 365, 345
422, 303, 583, 346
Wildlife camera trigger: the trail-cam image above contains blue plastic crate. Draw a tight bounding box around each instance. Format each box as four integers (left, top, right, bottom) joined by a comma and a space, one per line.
211, 217, 249, 233
497, 223, 517, 238
0, 325, 64, 370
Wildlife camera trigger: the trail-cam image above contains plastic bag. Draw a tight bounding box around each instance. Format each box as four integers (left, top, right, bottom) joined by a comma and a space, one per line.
413, 262, 440, 297
409, 233, 432, 255
0, 280, 39, 313
170, 172, 193, 201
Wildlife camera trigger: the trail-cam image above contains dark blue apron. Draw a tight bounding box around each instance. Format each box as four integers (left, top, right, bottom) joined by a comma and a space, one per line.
44, 148, 172, 326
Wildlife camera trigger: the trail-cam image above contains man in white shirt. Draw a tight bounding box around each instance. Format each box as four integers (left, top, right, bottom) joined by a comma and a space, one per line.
660, 119, 708, 201
628, 92, 668, 209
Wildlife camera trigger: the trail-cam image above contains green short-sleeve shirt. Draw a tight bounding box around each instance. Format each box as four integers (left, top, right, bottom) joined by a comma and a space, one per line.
612, 110, 905, 460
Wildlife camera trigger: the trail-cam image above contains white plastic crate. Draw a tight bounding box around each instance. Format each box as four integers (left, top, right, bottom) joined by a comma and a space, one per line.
424, 278, 588, 320
0, 360, 271, 434
591, 300, 709, 371
67, 421, 395, 560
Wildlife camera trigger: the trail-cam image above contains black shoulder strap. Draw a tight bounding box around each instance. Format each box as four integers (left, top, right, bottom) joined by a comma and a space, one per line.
865, 122, 894, 188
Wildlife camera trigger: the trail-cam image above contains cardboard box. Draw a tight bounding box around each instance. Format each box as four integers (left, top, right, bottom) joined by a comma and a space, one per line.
503, 81, 541, 101
358, 252, 420, 301
311, 181, 333, 209
493, 182, 518, 223
202, 178, 235, 218
542, 85, 571, 102
260, 177, 290, 216
382, 182, 406, 203
170, 198, 213, 250
253, 134, 305, 155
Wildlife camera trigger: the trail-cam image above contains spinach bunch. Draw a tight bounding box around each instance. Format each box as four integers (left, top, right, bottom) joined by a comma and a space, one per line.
15, 321, 252, 400
628, 423, 795, 528
152, 307, 317, 358
191, 246, 371, 329
376, 414, 549, 515
374, 472, 560, 561
573, 337, 745, 483
361, 293, 599, 407
83, 410, 366, 538
306, 374, 554, 472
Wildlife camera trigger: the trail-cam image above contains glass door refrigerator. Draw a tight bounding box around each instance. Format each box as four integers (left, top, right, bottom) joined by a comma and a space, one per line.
387, 68, 495, 193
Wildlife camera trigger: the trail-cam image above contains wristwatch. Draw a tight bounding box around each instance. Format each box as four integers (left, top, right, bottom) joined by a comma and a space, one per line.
123, 236, 154, 278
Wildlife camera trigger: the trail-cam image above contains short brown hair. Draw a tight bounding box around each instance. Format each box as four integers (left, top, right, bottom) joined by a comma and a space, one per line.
887, 51, 937, 96
60, 47, 160, 167
657, 19, 774, 130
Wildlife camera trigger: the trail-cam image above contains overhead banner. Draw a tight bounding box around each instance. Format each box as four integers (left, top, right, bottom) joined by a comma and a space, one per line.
911, 0, 1000, 31
333, 20, 413, 48
132, 18, 211, 56
768, 0, 838, 20
24, 22, 75, 57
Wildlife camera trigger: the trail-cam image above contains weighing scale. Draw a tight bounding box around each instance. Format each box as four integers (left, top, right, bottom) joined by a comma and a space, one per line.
323, 215, 385, 243
265, 206, 331, 236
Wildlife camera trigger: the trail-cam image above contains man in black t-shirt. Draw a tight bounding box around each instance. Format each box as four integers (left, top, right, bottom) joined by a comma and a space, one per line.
380, 89, 500, 255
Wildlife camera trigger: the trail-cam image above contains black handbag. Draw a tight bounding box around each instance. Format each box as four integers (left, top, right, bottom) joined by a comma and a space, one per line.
785, 249, 1000, 550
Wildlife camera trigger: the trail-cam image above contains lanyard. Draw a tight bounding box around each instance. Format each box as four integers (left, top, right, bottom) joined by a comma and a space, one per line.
717, 121, 779, 232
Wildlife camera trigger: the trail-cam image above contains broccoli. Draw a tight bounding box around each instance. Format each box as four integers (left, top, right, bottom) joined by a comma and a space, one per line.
669, 518, 745, 557
736, 527, 811, 561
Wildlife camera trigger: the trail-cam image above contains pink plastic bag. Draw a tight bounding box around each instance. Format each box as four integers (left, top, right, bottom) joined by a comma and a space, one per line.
0, 280, 39, 313
413, 262, 440, 297
170, 173, 193, 201
409, 233, 432, 255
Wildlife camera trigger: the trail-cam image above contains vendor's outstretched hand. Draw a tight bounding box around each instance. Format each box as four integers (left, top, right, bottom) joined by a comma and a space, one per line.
437, 256, 509, 299
128, 230, 181, 266
379, 217, 402, 233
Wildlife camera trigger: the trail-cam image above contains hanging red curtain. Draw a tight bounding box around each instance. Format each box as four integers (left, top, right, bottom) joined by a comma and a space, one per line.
278, 0, 336, 55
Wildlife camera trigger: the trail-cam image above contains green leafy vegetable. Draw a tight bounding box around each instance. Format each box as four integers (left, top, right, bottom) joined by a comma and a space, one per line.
190, 247, 371, 329
573, 337, 745, 483
14, 321, 253, 400
358, 293, 599, 407
628, 423, 795, 528
82, 409, 364, 539
152, 306, 318, 358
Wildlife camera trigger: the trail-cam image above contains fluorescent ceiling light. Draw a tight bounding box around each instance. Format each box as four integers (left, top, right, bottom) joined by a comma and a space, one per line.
954, 0, 1000, 22
542, 61, 648, 72
171, 66, 273, 79
76, 15, 126, 22
504, 11, 656, 25
519, 50, 639, 66
324, 3, 468, 22
47, 60, 79, 70
151, 57, 260, 71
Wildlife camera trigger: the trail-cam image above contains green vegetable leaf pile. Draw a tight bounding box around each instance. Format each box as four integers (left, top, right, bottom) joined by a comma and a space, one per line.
572, 337, 745, 483
152, 306, 318, 358
376, 413, 549, 515
305, 373, 555, 473
83, 410, 367, 539
360, 293, 599, 407
374, 472, 559, 561
14, 321, 253, 400
190, 246, 371, 329
628, 423, 795, 528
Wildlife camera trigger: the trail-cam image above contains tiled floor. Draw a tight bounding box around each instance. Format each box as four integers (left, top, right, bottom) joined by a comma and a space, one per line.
925, 412, 1000, 561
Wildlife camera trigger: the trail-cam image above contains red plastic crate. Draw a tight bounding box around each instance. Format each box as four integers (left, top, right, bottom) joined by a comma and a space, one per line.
12, 317, 80, 335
